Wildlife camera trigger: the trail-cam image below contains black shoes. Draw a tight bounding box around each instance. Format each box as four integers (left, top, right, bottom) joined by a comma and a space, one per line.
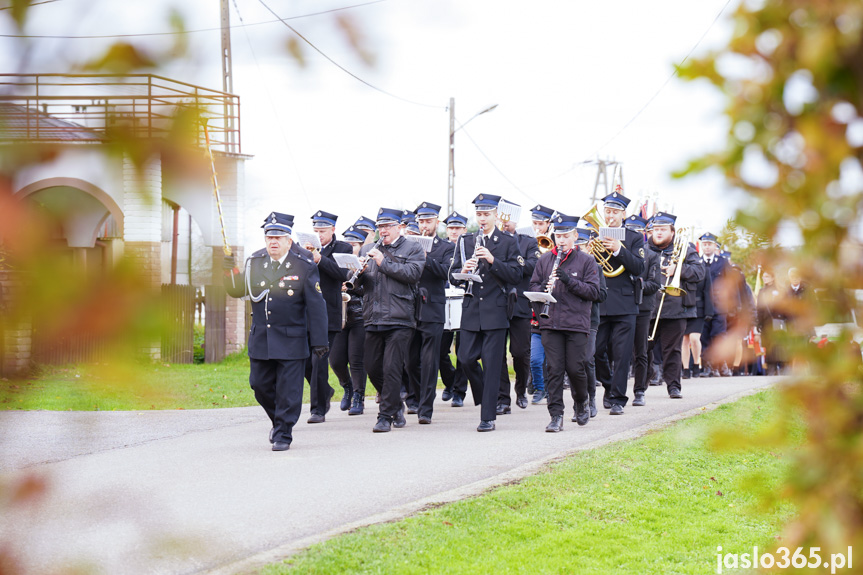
393, 407, 407, 428
610, 404, 624, 415
307, 413, 325, 424
451, 396, 464, 407
669, 388, 683, 399
516, 395, 528, 409
269, 427, 275, 444
324, 386, 335, 414
372, 417, 391, 433
589, 398, 597, 418
441, 389, 453, 402
632, 392, 645, 407
603, 395, 612, 409
340, 384, 352, 411
682, 368, 691, 380
406, 404, 419, 415
692, 365, 701, 378
496, 403, 512, 415
546, 415, 563, 432
272, 441, 290, 451
418, 416, 432, 424
348, 392, 364, 415
574, 400, 590, 426
477, 420, 495, 432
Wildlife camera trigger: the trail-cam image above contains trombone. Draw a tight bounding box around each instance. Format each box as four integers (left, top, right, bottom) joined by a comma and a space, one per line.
581, 204, 626, 278
648, 227, 689, 341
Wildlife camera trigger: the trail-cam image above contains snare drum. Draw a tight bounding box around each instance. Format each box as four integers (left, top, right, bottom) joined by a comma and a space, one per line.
444, 287, 464, 331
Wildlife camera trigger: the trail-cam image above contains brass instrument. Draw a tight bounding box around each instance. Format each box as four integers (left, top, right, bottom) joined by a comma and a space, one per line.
581, 204, 626, 278
540, 249, 563, 319
536, 233, 554, 254
648, 227, 690, 341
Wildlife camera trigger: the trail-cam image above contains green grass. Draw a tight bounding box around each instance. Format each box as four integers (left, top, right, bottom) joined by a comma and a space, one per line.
265, 390, 799, 575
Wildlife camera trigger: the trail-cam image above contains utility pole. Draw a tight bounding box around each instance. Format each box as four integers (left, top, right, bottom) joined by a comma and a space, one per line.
447, 97, 455, 216
220, 0, 235, 147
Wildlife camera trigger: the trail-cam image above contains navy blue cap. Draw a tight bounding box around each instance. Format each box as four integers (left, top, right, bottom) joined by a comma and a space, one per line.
311, 210, 337, 228
415, 202, 442, 220
625, 215, 647, 230
472, 193, 501, 211
575, 228, 592, 244
602, 190, 631, 210
354, 216, 376, 232
400, 209, 416, 225
699, 232, 719, 244
552, 213, 580, 233
342, 226, 368, 243
376, 207, 402, 226
721, 250, 731, 258
652, 212, 677, 226
405, 221, 421, 235
444, 211, 468, 228
531, 204, 555, 221
262, 211, 294, 236
645, 216, 655, 230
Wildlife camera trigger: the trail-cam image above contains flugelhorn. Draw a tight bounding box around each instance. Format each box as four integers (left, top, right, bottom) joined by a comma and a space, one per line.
536, 234, 554, 254
581, 204, 626, 278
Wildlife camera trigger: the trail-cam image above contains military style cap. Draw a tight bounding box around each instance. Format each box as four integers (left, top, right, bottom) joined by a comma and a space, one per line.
415, 202, 442, 220
400, 209, 416, 225
405, 221, 421, 235
699, 232, 719, 244
652, 212, 677, 226
602, 189, 631, 211
552, 213, 580, 233
575, 228, 592, 244
645, 216, 655, 231
354, 216, 376, 232
262, 212, 294, 236
444, 211, 468, 228
721, 250, 731, 258
342, 225, 368, 243
376, 207, 402, 226
625, 214, 648, 231
472, 193, 501, 211
531, 204, 555, 221
311, 210, 337, 228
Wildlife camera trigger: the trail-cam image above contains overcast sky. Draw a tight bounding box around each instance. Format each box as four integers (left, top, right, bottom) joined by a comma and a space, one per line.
4, 0, 749, 250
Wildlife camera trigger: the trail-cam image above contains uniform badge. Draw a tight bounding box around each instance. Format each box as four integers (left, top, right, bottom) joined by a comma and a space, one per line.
639, 247, 645, 258
287, 289, 294, 296
493, 236, 498, 242
260, 281, 266, 287
535, 250, 541, 259
279, 281, 285, 288
315, 282, 322, 293
285, 261, 291, 269
517, 255, 525, 266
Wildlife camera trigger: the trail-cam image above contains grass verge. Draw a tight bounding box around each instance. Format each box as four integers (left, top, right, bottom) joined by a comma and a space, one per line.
264, 390, 798, 575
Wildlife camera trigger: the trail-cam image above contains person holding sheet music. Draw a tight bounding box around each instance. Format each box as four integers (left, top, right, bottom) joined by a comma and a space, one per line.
448, 194, 522, 432
302, 210, 353, 423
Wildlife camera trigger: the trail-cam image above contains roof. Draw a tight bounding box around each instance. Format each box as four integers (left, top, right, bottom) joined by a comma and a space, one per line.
0, 102, 105, 142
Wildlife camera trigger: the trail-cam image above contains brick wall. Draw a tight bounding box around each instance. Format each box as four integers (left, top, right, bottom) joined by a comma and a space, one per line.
0, 271, 32, 377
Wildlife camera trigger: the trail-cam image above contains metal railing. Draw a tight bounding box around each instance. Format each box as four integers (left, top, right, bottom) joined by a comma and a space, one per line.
0, 73, 241, 154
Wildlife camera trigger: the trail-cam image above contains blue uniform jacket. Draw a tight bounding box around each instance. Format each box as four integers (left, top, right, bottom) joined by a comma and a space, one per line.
416, 236, 456, 324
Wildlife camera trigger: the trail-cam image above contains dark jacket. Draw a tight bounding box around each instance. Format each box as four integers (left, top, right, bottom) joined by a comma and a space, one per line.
529, 248, 601, 334
224, 247, 328, 360
638, 245, 662, 314
694, 272, 715, 319
317, 238, 353, 332
648, 239, 705, 320
512, 233, 540, 319
416, 236, 455, 324
449, 228, 522, 331
360, 236, 426, 329
599, 227, 645, 317
590, 261, 608, 330
345, 283, 364, 326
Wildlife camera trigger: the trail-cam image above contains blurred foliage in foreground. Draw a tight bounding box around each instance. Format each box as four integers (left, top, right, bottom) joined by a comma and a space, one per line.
676, 0, 863, 566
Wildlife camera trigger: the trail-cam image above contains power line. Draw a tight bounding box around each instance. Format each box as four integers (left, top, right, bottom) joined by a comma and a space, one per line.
0, 0, 386, 38
256, 0, 444, 109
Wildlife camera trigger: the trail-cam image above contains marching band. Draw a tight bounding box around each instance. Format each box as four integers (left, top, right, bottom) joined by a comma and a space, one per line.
228, 184, 783, 449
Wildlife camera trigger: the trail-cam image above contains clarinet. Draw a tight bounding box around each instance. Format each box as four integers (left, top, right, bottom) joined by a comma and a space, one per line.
463, 233, 483, 298
345, 238, 383, 290
540, 249, 563, 319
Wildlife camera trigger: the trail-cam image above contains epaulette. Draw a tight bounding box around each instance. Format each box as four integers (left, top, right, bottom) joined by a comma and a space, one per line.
250, 248, 268, 258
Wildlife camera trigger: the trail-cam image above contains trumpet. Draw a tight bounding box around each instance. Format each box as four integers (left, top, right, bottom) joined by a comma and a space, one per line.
540, 249, 563, 319
581, 204, 626, 278
536, 233, 554, 254
463, 233, 484, 297
648, 227, 689, 341
344, 238, 383, 290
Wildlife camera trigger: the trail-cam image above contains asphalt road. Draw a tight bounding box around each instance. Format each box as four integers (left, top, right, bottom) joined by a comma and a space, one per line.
0, 375, 778, 574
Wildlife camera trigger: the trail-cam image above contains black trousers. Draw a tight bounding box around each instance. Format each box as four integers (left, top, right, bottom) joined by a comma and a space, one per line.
365, 327, 411, 421
305, 330, 338, 416
542, 330, 589, 416
648, 318, 687, 393
329, 321, 366, 395
632, 310, 652, 394
458, 328, 507, 421
440, 330, 468, 399
405, 321, 444, 418
586, 327, 597, 399
498, 316, 531, 406
595, 314, 636, 407
250, 357, 304, 444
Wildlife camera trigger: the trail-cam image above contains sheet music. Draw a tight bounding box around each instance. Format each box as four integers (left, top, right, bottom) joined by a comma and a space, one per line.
523, 291, 557, 304
404, 234, 434, 253
599, 227, 626, 241
333, 253, 362, 270
451, 272, 483, 283
294, 231, 321, 251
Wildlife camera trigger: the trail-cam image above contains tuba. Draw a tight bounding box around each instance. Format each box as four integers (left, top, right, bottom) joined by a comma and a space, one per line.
581, 204, 626, 278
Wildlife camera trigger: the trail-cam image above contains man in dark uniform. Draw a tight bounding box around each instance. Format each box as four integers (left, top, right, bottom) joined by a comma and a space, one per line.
528, 204, 556, 404
449, 194, 522, 432
439, 211, 469, 406
224, 212, 328, 451
625, 215, 661, 407
592, 188, 645, 415
302, 210, 353, 423
353, 216, 377, 246
498, 204, 538, 412
360, 208, 426, 433
699, 232, 731, 377
404, 202, 455, 424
